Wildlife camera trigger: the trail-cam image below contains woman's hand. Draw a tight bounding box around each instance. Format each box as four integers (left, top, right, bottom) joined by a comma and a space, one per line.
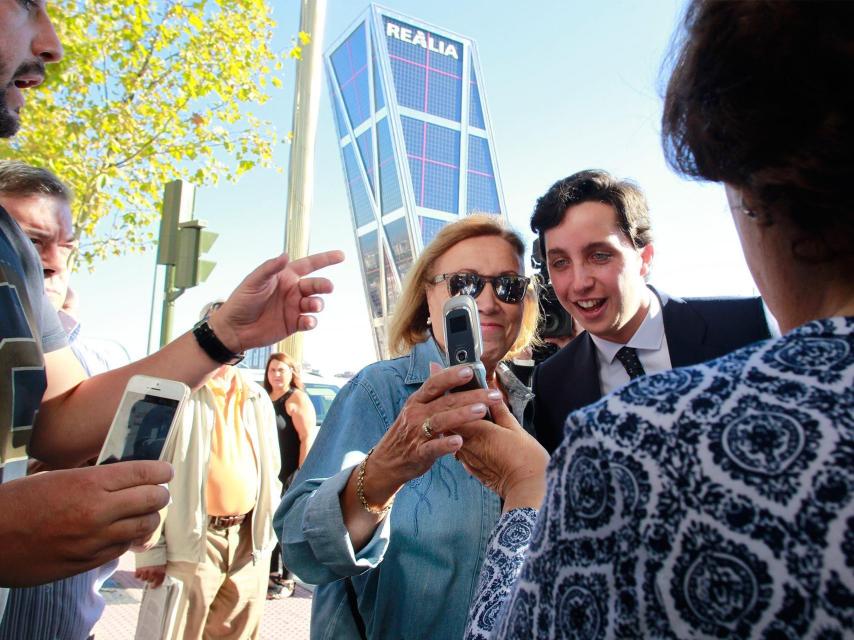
434, 392, 550, 513
342, 363, 503, 551
360, 364, 503, 508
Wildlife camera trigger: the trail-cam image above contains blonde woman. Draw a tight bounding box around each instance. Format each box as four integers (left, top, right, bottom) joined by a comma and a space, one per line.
276, 216, 538, 639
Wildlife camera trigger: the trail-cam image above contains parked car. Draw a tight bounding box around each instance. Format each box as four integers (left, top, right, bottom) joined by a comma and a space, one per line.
239, 367, 343, 428
301, 373, 343, 428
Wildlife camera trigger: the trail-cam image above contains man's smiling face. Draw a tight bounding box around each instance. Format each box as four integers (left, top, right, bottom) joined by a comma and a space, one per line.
544, 200, 653, 344
0, 0, 63, 137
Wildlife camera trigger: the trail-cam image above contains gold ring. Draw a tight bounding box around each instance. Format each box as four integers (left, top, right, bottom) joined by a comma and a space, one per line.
422, 418, 433, 439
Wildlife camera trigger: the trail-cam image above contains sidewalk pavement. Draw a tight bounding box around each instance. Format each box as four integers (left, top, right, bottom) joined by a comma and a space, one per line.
94, 552, 312, 639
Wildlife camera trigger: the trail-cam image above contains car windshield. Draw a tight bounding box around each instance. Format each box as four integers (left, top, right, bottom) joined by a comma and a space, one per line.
304, 383, 340, 426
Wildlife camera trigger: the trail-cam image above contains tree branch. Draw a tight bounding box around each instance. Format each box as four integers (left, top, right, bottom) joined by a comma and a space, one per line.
109, 95, 192, 169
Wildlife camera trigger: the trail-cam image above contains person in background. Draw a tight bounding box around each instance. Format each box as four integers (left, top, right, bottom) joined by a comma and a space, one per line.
276, 215, 538, 639
0, 161, 128, 640
263, 351, 316, 599
454, 1, 854, 637
135, 302, 282, 639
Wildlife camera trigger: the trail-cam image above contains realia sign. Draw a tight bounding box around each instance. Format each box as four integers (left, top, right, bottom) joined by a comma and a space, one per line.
385, 21, 459, 60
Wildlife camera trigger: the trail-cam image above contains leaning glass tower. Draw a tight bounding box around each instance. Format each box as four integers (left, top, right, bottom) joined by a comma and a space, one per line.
326, 5, 507, 358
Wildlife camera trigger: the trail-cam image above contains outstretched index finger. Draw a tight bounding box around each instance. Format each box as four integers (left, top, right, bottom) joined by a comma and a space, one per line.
286, 250, 345, 278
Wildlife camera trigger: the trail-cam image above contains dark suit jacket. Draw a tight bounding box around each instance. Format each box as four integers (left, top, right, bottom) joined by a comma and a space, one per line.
531, 288, 772, 453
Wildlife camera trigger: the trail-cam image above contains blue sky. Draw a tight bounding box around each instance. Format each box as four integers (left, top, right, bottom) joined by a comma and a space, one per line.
73, 0, 757, 375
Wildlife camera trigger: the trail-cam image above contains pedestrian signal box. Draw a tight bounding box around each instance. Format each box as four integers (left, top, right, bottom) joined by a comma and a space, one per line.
157, 180, 196, 266
174, 220, 218, 289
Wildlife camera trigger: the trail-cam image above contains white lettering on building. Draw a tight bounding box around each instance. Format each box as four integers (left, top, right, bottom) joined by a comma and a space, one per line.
386, 21, 459, 60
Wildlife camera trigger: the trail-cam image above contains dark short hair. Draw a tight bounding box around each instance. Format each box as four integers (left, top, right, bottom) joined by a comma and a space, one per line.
530, 170, 652, 259
662, 0, 854, 262
0, 161, 72, 201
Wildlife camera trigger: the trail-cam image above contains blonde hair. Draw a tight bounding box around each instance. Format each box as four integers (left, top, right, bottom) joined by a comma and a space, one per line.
388, 215, 539, 360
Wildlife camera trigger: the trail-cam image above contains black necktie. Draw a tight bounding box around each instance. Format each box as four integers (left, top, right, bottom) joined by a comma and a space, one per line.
615, 346, 646, 380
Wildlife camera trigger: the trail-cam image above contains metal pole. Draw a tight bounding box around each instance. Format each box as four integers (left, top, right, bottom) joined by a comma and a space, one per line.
278, 0, 327, 366
159, 265, 176, 347
146, 263, 160, 355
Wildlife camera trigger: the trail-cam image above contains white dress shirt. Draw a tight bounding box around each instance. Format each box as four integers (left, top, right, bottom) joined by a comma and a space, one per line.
589, 291, 672, 395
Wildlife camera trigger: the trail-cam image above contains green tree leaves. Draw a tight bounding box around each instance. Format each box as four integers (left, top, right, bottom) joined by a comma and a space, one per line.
2, 0, 304, 268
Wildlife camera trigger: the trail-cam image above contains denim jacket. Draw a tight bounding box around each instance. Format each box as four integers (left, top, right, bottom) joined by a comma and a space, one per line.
275, 339, 533, 640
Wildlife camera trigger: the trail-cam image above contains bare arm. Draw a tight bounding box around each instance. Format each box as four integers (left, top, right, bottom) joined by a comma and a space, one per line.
30, 251, 344, 467
286, 390, 317, 466
34, 334, 222, 466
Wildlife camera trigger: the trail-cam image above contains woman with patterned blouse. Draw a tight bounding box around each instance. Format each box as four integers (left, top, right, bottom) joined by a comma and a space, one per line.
458, 1, 854, 638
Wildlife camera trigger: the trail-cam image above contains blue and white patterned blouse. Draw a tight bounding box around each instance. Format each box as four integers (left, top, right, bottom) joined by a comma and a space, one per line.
467, 317, 853, 639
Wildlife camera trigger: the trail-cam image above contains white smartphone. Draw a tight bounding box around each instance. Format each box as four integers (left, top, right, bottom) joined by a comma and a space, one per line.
442, 295, 491, 418
96, 375, 190, 465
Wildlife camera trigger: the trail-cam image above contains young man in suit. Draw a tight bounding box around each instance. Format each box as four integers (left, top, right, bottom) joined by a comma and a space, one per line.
530, 170, 772, 453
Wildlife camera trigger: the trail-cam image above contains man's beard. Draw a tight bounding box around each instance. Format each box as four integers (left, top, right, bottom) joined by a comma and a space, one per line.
0, 58, 45, 138
0, 56, 19, 138
0, 85, 21, 138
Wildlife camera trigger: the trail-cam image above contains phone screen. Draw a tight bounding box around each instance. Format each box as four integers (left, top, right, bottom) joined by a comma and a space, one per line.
99, 394, 180, 464
448, 314, 467, 336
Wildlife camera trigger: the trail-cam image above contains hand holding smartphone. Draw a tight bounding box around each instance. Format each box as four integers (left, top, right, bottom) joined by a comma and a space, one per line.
96, 375, 189, 465
442, 295, 492, 419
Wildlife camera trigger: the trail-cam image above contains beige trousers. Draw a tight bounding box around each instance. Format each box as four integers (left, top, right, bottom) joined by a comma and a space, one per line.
166, 520, 269, 640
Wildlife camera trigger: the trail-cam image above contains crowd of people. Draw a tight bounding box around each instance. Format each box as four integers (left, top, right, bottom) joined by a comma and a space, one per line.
0, 0, 851, 638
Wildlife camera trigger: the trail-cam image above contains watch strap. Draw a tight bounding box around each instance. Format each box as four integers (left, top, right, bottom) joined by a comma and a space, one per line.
192, 320, 245, 365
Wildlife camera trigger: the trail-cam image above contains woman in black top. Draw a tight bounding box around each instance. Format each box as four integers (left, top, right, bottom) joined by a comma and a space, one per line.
264, 352, 316, 598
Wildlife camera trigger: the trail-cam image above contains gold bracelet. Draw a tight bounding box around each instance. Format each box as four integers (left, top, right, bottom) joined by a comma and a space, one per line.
356, 447, 393, 516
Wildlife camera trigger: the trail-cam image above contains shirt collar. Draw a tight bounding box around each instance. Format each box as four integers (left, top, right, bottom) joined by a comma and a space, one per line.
589, 288, 665, 364
405, 337, 446, 385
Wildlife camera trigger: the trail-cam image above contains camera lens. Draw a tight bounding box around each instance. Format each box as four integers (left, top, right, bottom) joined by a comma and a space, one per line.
455, 348, 468, 363
538, 282, 574, 338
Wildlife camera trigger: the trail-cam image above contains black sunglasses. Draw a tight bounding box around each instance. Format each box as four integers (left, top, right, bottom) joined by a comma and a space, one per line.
430, 272, 530, 304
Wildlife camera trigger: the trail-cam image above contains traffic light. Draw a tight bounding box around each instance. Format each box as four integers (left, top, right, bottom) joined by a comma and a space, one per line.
174, 220, 218, 289
157, 180, 195, 266
155, 178, 218, 347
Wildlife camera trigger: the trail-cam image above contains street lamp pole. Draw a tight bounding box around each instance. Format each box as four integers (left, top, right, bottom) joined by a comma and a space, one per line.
278, 0, 328, 367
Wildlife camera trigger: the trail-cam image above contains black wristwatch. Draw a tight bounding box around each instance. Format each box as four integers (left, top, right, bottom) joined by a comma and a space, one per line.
192, 319, 245, 365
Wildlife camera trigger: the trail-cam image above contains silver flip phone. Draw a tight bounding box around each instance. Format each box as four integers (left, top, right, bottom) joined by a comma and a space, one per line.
442, 295, 491, 413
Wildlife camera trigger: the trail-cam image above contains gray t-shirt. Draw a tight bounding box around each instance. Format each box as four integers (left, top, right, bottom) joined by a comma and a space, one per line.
0, 206, 67, 618
0, 206, 66, 478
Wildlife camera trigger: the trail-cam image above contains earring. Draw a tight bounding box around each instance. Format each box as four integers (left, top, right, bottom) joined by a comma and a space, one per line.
426, 317, 432, 326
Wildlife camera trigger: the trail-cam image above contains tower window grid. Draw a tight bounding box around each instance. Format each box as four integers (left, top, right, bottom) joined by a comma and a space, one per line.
326, 6, 507, 358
